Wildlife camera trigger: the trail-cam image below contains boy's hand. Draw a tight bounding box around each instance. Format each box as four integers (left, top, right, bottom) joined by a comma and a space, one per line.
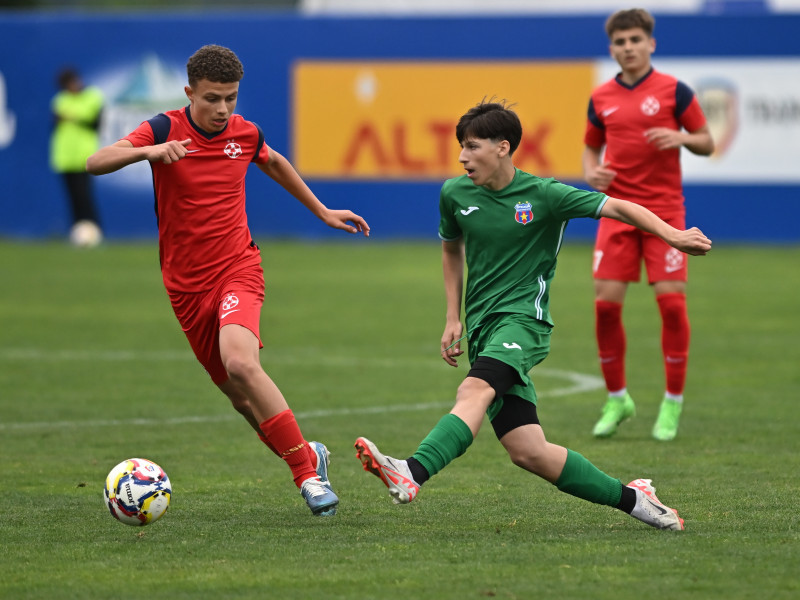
585, 161, 617, 191
644, 127, 684, 151
322, 209, 370, 236
671, 227, 712, 256
441, 322, 464, 367
149, 138, 192, 164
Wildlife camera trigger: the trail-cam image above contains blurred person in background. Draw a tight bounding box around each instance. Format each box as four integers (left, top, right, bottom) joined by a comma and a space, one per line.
583, 8, 714, 441
50, 67, 104, 247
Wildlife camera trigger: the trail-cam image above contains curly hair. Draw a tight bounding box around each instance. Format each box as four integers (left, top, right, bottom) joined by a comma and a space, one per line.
186, 45, 244, 87
455, 99, 522, 155
605, 8, 655, 38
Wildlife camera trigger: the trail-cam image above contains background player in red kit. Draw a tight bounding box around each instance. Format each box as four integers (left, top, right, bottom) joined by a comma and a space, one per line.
582, 9, 713, 441
87, 44, 370, 516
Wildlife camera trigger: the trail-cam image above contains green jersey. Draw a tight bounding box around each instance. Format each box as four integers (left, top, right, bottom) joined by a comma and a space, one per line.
438, 168, 607, 332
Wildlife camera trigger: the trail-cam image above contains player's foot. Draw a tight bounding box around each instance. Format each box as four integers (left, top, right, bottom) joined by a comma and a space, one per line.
354, 437, 420, 504
300, 476, 338, 517
592, 393, 635, 437
627, 478, 684, 531
652, 398, 682, 441
308, 441, 332, 490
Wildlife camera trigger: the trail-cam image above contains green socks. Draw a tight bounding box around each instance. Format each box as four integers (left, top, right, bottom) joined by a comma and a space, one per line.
555, 449, 623, 507
411, 414, 474, 478
409, 418, 623, 508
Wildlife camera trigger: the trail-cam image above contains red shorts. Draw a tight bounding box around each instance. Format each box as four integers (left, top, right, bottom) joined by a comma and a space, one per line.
168, 265, 265, 385
593, 213, 688, 284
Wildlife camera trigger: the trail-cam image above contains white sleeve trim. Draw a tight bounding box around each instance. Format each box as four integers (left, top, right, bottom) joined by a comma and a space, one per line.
595, 195, 609, 218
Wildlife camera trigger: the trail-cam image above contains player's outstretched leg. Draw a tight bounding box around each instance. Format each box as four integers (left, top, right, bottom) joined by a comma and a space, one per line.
354, 437, 420, 504
593, 392, 636, 437
627, 478, 684, 530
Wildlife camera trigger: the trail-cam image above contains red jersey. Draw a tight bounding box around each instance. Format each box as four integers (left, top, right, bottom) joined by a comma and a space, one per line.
583, 68, 707, 213
125, 107, 270, 292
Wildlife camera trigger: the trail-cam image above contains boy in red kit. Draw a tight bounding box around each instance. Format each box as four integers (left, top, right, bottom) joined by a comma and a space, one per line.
87, 45, 370, 515
583, 9, 713, 441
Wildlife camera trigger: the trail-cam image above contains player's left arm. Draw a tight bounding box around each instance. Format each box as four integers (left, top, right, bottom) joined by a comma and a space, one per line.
681, 122, 714, 155
257, 147, 369, 236
644, 123, 714, 156
600, 196, 712, 256
440, 239, 465, 367
645, 83, 715, 155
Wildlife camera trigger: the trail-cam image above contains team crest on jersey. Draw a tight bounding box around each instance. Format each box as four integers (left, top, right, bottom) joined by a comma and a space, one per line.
224, 142, 242, 159
514, 202, 533, 225
641, 95, 660, 116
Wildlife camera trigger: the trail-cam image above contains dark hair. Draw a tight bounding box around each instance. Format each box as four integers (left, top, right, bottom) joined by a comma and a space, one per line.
57, 67, 80, 90
455, 100, 522, 155
605, 8, 655, 38
186, 45, 244, 87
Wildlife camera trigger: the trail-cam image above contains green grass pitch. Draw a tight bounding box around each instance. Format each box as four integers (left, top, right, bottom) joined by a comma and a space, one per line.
0, 239, 798, 599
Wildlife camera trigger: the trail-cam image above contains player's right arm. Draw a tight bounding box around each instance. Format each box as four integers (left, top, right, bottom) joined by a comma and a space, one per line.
86, 138, 192, 175
440, 238, 465, 367
582, 145, 617, 192
600, 196, 712, 255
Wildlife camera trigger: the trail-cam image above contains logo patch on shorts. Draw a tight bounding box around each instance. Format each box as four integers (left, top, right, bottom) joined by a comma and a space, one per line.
222, 294, 239, 310
664, 248, 684, 273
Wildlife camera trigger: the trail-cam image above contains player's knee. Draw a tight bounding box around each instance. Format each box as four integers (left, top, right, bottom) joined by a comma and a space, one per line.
223, 354, 261, 385
507, 443, 548, 473
657, 293, 688, 327
454, 378, 497, 417
504, 436, 547, 473
456, 376, 492, 400
595, 299, 623, 324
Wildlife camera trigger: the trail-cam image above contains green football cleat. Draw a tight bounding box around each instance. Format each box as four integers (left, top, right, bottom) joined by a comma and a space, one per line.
652, 398, 683, 441
592, 393, 636, 437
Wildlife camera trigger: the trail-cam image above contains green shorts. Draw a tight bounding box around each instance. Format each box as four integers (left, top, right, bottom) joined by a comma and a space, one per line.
468, 313, 552, 421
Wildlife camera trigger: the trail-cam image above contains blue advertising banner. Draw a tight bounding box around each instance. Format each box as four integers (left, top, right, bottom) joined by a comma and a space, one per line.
0, 12, 798, 242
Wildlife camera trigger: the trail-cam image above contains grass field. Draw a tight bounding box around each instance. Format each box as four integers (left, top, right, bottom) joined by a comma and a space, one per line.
1, 239, 798, 599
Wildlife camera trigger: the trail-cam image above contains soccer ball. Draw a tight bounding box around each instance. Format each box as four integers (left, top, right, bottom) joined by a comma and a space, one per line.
69, 220, 102, 248
104, 458, 172, 526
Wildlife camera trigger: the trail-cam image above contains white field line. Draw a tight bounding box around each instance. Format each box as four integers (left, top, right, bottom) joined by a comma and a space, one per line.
0, 348, 603, 432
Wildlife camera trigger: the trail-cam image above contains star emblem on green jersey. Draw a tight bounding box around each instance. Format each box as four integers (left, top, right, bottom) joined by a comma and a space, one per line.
514, 202, 533, 225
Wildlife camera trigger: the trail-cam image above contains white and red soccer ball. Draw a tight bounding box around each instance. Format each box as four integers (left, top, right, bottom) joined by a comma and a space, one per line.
104, 458, 171, 526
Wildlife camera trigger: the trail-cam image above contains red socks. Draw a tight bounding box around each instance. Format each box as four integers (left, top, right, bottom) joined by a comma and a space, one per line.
596, 294, 690, 396
595, 300, 626, 392
657, 293, 690, 395
259, 409, 316, 488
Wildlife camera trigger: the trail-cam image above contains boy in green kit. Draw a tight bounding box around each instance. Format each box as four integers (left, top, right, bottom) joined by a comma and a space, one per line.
355, 101, 712, 530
